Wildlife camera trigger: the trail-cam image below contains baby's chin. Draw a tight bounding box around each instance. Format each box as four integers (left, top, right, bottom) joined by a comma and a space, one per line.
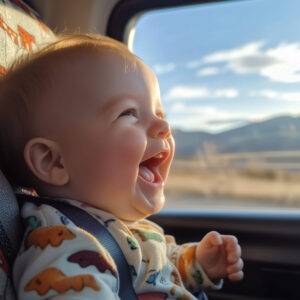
128, 194, 165, 221
134, 179, 166, 209
111, 199, 164, 223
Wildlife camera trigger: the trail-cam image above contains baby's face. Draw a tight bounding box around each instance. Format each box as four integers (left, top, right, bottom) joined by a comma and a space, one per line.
52, 50, 174, 221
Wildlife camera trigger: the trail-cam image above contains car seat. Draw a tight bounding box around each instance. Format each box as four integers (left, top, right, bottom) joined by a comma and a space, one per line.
0, 1, 54, 299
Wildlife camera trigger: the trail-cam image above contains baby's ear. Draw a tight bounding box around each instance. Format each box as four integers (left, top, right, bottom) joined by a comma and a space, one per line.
24, 138, 69, 186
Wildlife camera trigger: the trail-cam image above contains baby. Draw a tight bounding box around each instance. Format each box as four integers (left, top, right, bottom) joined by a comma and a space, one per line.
0, 34, 243, 299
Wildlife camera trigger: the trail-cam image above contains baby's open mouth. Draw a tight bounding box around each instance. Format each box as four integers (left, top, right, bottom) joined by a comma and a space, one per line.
138, 152, 168, 184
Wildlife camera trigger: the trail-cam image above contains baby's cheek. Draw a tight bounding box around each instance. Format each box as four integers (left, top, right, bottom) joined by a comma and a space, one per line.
112, 127, 146, 163
93, 130, 144, 179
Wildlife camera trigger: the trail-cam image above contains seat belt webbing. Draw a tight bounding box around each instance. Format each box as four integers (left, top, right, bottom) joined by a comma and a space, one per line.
17, 194, 138, 300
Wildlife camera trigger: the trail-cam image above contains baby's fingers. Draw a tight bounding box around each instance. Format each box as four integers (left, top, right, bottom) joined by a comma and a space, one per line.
223, 236, 242, 263
228, 244, 242, 264
228, 270, 244, 281
227, 258, 244, 281
227, 258, 244, 274
202, 231, 223, 248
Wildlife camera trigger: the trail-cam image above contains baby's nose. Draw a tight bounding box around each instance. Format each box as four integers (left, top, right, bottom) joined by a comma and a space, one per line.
148, 118, 171, 139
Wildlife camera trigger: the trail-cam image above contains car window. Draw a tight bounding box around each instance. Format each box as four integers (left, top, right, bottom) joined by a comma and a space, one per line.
131, 0, 300, 211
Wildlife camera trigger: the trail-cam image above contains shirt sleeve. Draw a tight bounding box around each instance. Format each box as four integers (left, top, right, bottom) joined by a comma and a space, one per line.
165, 235, 223, 293
13, 202, 120, 300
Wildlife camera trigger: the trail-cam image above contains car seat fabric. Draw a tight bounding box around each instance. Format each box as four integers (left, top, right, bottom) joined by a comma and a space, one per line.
0, 170, 21, 300
0, 1, 54, 299
0, 0, 55, 73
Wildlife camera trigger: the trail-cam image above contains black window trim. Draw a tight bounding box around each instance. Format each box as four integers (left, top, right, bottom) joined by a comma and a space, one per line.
106, 0, 249, 42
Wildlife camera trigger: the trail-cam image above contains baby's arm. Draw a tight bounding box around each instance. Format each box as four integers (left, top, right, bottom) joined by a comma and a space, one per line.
166, 231, 243, 292
166, 236, 222, 293
196, 231, 243, 282
13, 203, 120, 300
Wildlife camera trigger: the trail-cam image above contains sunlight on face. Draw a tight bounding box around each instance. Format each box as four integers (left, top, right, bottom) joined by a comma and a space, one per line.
51, 50, 175, 221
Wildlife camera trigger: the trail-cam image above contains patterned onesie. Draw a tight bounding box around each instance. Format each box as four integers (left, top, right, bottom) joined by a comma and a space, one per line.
13, 198, 222, 299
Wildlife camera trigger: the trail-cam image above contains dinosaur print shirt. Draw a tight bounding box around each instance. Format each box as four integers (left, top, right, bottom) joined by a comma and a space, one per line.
13, 198, 222, 300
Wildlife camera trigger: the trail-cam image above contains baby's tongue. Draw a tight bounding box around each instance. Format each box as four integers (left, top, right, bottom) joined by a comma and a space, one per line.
139, 165, 155, 182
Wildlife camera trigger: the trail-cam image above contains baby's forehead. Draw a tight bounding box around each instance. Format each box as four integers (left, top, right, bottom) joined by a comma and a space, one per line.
42, 47, 157, 107
40, 50, 129, 96
51, 48, 138, 85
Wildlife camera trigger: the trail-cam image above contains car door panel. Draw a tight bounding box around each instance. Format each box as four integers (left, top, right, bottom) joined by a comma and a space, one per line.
150, 210, 300, 299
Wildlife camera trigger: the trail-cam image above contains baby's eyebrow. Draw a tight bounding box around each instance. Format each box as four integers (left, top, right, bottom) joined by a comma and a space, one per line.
97, 95, 131, 115
107, 94, 138, 107
106, 95, 127, 106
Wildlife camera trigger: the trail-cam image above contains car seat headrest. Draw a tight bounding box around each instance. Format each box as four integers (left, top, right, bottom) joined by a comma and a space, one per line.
0, 0, 55, 75
0, 0, 55, 263
0, 2, 55, 299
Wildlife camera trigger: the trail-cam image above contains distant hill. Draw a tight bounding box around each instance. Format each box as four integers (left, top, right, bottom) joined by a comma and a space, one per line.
172, 115, 300, 157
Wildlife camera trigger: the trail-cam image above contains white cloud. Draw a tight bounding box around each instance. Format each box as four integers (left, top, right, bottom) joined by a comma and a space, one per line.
214, 89, 238, 98
152, 63, 176, 75
251, 89, 300, 102
186, 60, 202, 69
169, 102, 186, 112
199, 41, 300, 83
166, 101, 289, 132
168, 104, 232, 131
196, 67, 220, 77
167, 103, 254, 132
261, 44, 300, 83
167, 98, 300, 132
169, 103, 220, 114
166, 86, 209, 99
203, 41, 265, 64
165, 85, 239, 100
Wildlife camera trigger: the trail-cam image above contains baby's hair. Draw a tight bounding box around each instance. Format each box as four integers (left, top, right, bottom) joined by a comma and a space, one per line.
0, 34, 137, 188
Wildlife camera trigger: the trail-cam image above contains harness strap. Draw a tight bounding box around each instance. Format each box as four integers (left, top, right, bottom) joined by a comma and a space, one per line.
17, 194, 138, 300
0, 222, 14, 268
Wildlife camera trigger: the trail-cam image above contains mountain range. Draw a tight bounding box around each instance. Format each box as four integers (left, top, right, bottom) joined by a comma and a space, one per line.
172, 115, 300, 157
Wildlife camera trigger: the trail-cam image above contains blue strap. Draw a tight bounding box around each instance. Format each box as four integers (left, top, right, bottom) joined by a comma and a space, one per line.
17, 194, 138, 300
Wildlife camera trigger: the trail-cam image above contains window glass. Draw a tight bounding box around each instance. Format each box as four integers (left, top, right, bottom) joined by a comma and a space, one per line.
132, 0, 300, 210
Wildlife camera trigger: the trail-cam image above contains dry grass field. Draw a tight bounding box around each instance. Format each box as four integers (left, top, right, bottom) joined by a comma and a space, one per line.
164, 155, 300, 209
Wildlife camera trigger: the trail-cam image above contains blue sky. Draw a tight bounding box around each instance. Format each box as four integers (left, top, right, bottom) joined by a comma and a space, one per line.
133, 0, 300, 132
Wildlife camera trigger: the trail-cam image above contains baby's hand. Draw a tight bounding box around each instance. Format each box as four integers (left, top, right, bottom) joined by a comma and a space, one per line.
196, 231, 243, 282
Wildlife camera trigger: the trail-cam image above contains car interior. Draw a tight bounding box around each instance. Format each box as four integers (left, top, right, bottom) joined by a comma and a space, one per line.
1, 0, 300, 299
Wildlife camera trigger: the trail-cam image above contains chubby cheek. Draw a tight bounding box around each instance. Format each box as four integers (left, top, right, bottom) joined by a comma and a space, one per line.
80, 126, 146, 201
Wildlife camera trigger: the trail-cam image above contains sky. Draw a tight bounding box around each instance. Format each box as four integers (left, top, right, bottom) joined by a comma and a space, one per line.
132, 0, 300, 133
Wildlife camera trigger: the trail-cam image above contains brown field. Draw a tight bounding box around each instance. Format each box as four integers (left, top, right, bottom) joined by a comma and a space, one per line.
164, 155, 300, 209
